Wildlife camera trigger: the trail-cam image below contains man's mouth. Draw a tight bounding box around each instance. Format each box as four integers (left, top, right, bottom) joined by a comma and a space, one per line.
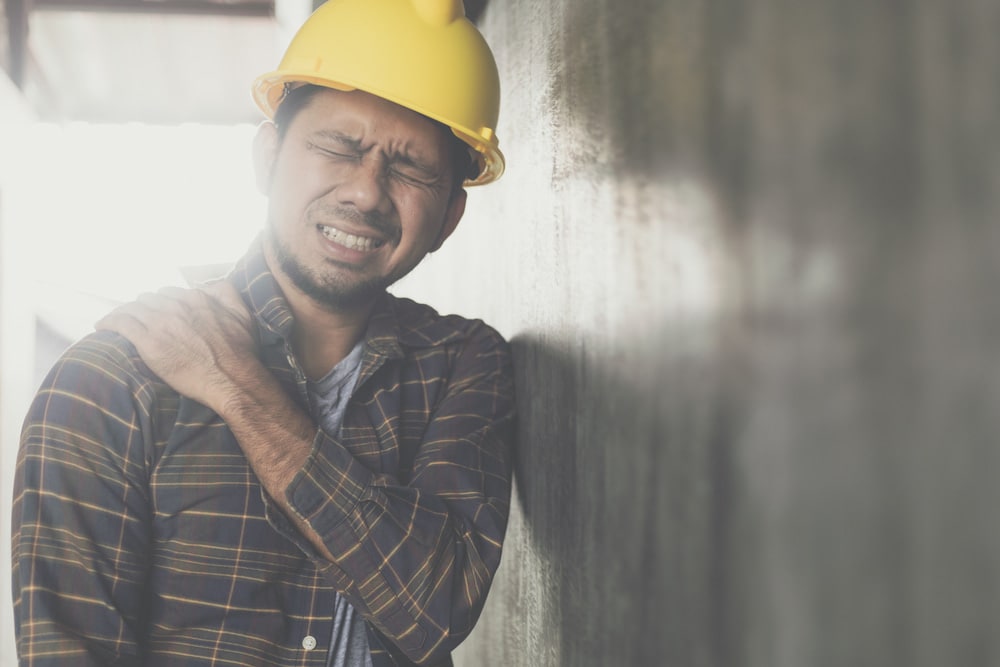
319, 224, 386, 252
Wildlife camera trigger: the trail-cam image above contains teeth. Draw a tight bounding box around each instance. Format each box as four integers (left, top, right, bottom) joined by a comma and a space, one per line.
320, 225, 383, 251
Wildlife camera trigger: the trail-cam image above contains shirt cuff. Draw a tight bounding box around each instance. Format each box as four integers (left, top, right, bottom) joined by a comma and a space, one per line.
285, 428, 376, 542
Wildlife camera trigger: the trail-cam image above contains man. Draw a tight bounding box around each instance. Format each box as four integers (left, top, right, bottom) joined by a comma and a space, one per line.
10, 1, 514, 666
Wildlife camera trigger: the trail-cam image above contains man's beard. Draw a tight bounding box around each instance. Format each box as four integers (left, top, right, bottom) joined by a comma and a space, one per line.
265, 223, 391, 312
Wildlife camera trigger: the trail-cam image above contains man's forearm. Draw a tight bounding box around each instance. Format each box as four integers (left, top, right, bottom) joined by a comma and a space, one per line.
214, 366, 340, 561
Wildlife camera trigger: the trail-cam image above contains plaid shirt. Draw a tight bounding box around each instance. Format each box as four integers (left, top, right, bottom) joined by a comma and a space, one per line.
11, 241, 516, 667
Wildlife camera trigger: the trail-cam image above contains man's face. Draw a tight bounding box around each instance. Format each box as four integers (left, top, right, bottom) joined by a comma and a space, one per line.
254, 88, 467, 311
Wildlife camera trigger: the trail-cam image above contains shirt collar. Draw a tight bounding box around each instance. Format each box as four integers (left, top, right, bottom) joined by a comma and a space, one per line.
227, 236, 468, 357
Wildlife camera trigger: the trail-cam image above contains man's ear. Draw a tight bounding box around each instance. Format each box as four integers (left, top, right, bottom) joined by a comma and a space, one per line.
252, 121, 279, 195
430, 188, 467, 253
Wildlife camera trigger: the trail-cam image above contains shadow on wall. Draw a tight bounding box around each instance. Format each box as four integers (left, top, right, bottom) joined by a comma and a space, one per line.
505, 325, 745, 666
456, 0, 762, 663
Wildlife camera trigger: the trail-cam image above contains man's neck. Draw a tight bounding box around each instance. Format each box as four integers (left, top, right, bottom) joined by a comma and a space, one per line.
289, 293, 372, 382
263, 255, 375, 382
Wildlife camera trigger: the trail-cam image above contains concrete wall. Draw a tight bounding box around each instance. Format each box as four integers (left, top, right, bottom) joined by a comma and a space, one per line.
395, 0, 1000, 665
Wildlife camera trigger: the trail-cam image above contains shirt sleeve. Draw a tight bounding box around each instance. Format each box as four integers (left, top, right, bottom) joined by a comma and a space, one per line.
11, 332, 154, 666
284, 321, 516, 665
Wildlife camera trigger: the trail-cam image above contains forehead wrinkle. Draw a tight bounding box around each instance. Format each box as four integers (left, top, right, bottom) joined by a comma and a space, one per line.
367, 130, 440, 174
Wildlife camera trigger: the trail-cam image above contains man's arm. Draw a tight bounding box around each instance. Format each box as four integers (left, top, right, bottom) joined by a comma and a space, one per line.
281, 320, 514, 664
11, 334, 154, 666
97, 283, 515, 665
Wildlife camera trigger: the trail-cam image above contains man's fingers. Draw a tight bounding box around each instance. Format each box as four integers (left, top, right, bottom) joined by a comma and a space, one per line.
199, 282, 254, 336
156, 282, 245, 318
200, 280, 244, 309
154, 285, 189, 299
91, 281, 255, 410
96, 293, 184, 337
102, 287, 211, 328
96, 281, 254, 359
95, 307, 151, 339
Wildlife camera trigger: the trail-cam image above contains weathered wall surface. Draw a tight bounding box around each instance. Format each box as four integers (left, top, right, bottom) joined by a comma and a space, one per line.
395, 0, 1000, 665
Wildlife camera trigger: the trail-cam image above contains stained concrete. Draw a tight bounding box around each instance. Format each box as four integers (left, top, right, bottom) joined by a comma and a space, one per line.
393, 0, 1000, 665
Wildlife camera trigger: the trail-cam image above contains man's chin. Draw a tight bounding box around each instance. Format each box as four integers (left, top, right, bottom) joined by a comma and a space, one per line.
288, 272, 384, 311
266, 230, 388, 311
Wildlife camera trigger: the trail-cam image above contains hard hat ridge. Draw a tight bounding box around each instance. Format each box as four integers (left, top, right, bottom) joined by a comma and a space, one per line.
410, 0, 465, 26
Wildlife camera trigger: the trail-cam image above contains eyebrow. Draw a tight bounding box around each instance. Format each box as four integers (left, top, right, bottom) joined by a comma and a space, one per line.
309, 129, 439, 176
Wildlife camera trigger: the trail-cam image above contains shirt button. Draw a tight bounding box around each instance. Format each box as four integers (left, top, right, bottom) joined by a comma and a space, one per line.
302, 635, 317, 651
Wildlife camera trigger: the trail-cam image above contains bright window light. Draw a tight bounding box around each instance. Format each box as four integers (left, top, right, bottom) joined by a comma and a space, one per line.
4, 121, 266, 341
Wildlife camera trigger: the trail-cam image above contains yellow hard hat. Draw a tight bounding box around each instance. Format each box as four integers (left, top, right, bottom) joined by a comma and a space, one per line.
252, 0, 504, 186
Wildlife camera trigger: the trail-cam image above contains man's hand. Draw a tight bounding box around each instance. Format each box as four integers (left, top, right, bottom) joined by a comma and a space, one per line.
96, 281, 258, 413
97, 281, 320, 517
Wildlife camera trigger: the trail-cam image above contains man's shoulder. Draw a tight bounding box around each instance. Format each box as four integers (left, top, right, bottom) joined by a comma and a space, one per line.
23, 331, 173, 442
384, 294, 508, 351
41, 330, 159, 394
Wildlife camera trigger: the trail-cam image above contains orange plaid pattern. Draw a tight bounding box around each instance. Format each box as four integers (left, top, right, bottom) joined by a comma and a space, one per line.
12, 240, 516, 667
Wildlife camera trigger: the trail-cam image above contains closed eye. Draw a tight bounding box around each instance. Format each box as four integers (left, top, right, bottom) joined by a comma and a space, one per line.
390, 166, 436, 187
312, 144, 359, 161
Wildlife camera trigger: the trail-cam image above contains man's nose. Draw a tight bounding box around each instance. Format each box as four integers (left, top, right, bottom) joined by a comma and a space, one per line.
335, 156, 392, 215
